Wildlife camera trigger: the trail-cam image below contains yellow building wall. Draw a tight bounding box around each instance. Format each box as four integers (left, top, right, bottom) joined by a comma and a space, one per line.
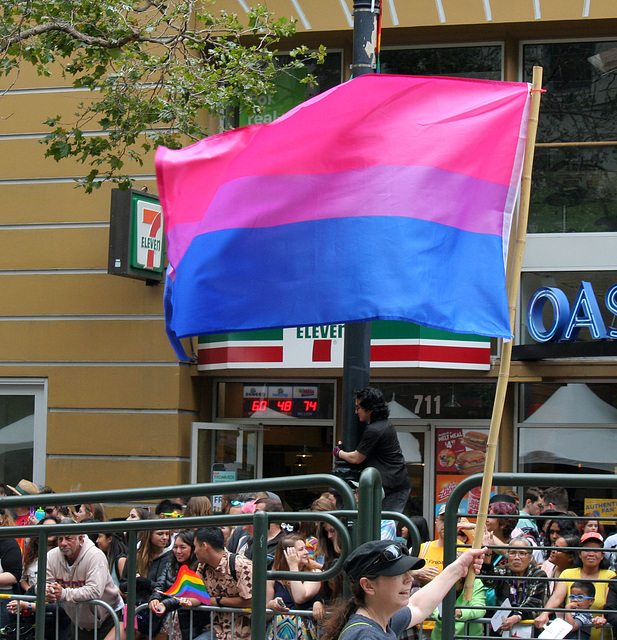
3, 1, 617, 501
213, 0, 617, 32
0, 52, 198, 499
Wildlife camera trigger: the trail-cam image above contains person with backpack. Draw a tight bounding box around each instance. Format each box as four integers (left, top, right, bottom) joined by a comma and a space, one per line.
192, 527, 252, 640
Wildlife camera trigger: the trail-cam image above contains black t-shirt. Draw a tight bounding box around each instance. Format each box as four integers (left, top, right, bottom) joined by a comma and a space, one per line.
339, 609, 411, 639
245, 529, 285, 568
356, 419, 411, 493
0, 537, 22, 592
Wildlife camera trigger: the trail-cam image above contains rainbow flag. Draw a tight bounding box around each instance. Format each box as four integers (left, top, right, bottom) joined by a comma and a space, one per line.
156, 74, 531, 360
161, 565, 211, 605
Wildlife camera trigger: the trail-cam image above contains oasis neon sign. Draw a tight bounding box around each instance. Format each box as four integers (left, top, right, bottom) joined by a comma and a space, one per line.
527, 281, 617, 342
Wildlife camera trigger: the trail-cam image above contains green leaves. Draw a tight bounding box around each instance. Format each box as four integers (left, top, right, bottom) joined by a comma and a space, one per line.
1, 0, 325, 191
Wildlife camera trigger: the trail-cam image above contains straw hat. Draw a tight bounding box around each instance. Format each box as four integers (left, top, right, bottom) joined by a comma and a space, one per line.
7, 479, 39, 496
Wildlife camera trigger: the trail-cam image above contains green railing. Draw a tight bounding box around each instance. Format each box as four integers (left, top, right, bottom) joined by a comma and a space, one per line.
0, 468, 422, 640
441, 472, 617, 640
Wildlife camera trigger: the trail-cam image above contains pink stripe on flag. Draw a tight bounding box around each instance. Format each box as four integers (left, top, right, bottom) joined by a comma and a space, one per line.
157, 74, 530, 236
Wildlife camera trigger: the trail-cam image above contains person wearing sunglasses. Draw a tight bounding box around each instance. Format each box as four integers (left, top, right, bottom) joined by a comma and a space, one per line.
321, 540, 486, 639
564, 581, 595, 640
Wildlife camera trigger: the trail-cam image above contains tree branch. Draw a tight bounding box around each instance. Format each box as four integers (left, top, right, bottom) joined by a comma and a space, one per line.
0, 21, 141, 53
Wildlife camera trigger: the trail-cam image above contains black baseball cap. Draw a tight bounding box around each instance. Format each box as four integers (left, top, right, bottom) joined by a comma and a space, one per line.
344, 541, 425, 579
489, 494, 517, 505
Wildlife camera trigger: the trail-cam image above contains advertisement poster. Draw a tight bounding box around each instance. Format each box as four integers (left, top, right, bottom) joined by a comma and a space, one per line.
435, 427, 493, 516
584, 498, 617, 524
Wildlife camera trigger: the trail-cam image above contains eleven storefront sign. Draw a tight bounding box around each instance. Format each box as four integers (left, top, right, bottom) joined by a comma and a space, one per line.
198, 321, 490, 371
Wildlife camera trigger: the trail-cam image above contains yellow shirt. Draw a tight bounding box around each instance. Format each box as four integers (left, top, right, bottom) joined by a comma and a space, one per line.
419, 541, 445, 630
560, 567, 616, 640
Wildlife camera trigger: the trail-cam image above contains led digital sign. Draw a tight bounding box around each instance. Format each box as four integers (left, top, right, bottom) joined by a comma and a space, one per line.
242, 385, 319, 418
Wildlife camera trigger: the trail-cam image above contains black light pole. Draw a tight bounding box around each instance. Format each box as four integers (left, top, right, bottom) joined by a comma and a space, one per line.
339, 0, 380, 452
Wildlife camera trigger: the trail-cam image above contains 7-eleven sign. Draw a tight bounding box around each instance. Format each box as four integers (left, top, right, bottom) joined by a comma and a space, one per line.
135, 200, 164, 270
108, 189, 165, 282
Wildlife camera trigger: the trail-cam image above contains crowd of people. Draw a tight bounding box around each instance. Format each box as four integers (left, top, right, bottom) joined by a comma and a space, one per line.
466, 487, 617, 640
2, 476, 617, 640
335, 486, 617, 640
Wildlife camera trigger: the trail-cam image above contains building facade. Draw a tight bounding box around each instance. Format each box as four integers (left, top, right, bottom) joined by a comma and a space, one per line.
1, 0, 617, 519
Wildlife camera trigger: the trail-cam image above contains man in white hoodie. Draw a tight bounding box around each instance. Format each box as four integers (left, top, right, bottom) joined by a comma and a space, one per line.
46, 523, 123, 640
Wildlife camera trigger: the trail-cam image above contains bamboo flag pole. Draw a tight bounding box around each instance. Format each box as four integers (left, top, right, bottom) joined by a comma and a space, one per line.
463, 66, 544, 599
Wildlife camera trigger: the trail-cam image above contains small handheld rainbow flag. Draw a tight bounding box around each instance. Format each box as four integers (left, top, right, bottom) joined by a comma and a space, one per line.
160, 565, 211, 605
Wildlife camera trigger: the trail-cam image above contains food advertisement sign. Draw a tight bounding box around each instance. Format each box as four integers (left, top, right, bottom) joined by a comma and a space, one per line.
435, 427, 493, 516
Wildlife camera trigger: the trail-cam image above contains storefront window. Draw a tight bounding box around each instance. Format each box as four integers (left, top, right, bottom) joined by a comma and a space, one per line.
235, 51, 343, 127
519, 424, 617, 468
216, 381, 335, 420
0, 395, 34, 485
519, 382, 617, 423
518, 423, 617, 512
0, 380, 47, 486
374, 382, 495, 420
523, 41, 617, 233
520, 270, 617, 345
380, 45, 502, 79
518, 382, 617, 512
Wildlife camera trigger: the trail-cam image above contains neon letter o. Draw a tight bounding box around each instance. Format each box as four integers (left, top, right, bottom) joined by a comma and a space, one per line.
527, 287, 570, 342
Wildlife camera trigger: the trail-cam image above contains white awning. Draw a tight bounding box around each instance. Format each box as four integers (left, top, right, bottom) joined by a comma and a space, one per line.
524, 384, 617, 424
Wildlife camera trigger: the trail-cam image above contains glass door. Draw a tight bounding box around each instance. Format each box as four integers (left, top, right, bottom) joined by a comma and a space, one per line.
191, 422, 263, 485
394, 425, 430, 523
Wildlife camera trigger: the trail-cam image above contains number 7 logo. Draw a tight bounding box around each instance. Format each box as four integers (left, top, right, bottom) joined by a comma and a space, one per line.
142, 208, 161, 268
135, 201, 164, 270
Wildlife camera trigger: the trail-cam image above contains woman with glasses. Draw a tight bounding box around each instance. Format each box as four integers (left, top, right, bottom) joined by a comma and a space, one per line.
535, 532, 616, 640
333, 387, 411, 513
482, 537, 547, 635
321, 539, 485, 639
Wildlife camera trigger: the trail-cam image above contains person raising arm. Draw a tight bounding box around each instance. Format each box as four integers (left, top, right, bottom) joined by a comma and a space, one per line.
321, 540, 486, 640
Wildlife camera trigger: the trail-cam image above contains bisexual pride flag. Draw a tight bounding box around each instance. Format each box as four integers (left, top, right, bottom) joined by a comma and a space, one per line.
160, 565, 211, 605
156, 74, 531, 360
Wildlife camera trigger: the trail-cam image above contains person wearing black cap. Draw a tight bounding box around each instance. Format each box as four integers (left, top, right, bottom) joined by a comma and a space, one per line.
321, 540, 486, 639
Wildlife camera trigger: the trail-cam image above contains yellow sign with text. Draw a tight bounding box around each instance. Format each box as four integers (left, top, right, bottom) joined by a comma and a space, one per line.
584, 498, 617, 525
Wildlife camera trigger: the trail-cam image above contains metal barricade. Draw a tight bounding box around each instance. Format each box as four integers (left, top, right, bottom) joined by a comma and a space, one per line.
0, 471, 366, 640
5, 470, 616, 640
442, 473, 617, 640
4, 595, 121, 640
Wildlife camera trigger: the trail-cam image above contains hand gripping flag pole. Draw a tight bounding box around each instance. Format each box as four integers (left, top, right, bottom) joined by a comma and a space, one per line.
463, 66, 545, 600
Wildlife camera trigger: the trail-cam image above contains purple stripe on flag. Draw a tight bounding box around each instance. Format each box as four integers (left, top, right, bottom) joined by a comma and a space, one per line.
166, 164, 508, 273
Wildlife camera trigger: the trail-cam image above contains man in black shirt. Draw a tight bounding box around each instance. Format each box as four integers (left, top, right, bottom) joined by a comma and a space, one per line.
334, 387, 411, 513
